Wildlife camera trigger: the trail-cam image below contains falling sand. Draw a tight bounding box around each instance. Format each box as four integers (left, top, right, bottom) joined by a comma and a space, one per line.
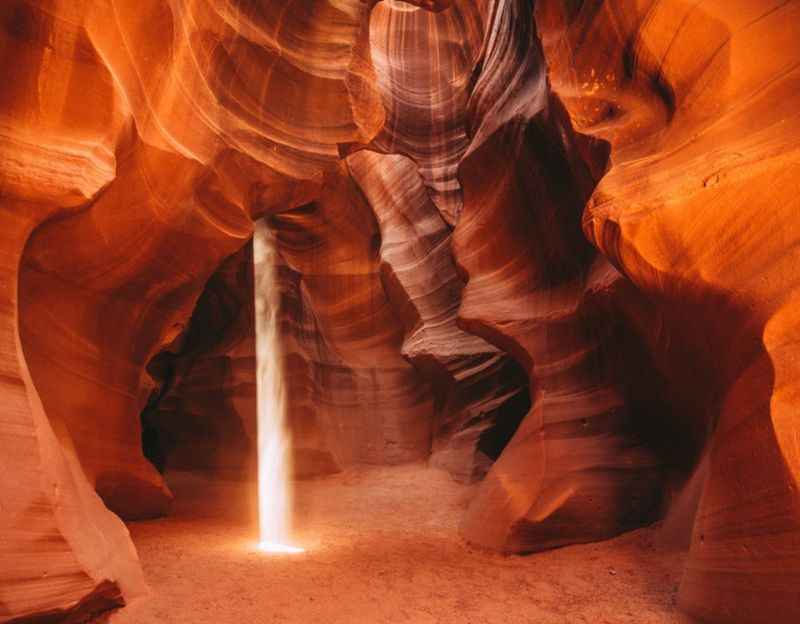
109, 465, 695, 624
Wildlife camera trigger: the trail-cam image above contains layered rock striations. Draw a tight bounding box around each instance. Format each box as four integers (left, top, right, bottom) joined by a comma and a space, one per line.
536, 1, 800, 621
0, 5, 146, 620
1, 0, 800, 622
450, 0, 668, 553
348, 150, 529, 482
269, 166, 434, 470
142, 243, 258, 477
365, 0, 483, 223
1, 0, 377, 618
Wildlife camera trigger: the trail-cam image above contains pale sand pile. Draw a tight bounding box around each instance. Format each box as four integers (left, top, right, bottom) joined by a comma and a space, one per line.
109, 465, 694, 624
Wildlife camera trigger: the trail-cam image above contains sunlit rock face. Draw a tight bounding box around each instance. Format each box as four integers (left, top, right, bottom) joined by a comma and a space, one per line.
0, 0, 364, 619
535, 1, 800, 621
271, 166, 435, 470
0, 3, 147, 619
1, 0, 800, 622
365, 0, 483, 223
347, 150, 529, 481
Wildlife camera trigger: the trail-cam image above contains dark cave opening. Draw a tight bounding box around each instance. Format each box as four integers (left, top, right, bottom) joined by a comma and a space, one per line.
139, 242, 257, 479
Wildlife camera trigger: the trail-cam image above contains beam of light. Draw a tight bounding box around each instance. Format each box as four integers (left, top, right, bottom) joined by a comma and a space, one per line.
258, 541, 305, 554
254, 221, 303, 555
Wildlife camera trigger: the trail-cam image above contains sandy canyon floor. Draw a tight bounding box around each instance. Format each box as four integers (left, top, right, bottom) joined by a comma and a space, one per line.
108, 465, 694, 624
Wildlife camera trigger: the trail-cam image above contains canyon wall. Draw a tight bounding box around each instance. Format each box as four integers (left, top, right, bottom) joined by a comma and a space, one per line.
535, 2, 800, 621
1, 1, 799, 622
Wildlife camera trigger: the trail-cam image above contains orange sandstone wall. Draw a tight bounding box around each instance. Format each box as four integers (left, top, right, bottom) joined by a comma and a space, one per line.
1, 1, 799, 622
536, 1, 800, 621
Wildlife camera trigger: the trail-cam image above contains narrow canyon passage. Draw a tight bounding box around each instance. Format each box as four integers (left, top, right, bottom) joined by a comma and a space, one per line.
3, 1, 800, 622
111, 466, 691, 624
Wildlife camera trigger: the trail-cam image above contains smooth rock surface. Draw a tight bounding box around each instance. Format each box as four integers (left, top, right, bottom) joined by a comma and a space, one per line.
2, 1, 799, 621
536, 1, 800, 620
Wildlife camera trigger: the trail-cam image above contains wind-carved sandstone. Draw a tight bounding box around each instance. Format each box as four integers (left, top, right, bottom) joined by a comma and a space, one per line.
1, 1, 799, 623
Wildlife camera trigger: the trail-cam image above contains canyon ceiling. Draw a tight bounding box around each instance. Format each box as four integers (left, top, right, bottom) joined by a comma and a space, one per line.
1, 0, 799, 623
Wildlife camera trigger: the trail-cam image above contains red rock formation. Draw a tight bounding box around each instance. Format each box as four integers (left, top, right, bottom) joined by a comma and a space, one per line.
2, 0, 800, 622
0, 4, 146, 619
536, 1, 800, 621
450, 0, 667, 553
1, 0, 375, 617
270, 166, 434, 469
348, 150, 528, 481
365, 0, 483, 223
142, 243, 257, 477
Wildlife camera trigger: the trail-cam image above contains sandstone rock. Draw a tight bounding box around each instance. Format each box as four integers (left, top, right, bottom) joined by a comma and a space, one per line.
2, 0, 800, 622
348, 150, 528, 482
537, 0, 800, 620
1, 0, 366, 616
0, 4, 146, 615
365, 0, 482, 223
142, 243, 257, 478
270, 166, 434, 468
453, 0, 666, 553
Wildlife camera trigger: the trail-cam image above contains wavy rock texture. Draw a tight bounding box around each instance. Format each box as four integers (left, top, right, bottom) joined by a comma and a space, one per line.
1, 0, 379, 619
270, 166, 434, 470
536, 1, 800, 621
348, 150, 529, 481
141, 242, 257, 477
0, 3, 146, 619
2, 0, 800, 622
83, 0, 384, 178
452, 0, 669, 553
365, 0, 483, 223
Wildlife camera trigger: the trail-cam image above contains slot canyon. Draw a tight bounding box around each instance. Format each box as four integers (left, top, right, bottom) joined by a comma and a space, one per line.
1, 0, 799, 622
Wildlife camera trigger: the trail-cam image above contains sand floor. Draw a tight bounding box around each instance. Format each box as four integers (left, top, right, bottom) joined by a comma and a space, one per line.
108, 465, 695, 624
